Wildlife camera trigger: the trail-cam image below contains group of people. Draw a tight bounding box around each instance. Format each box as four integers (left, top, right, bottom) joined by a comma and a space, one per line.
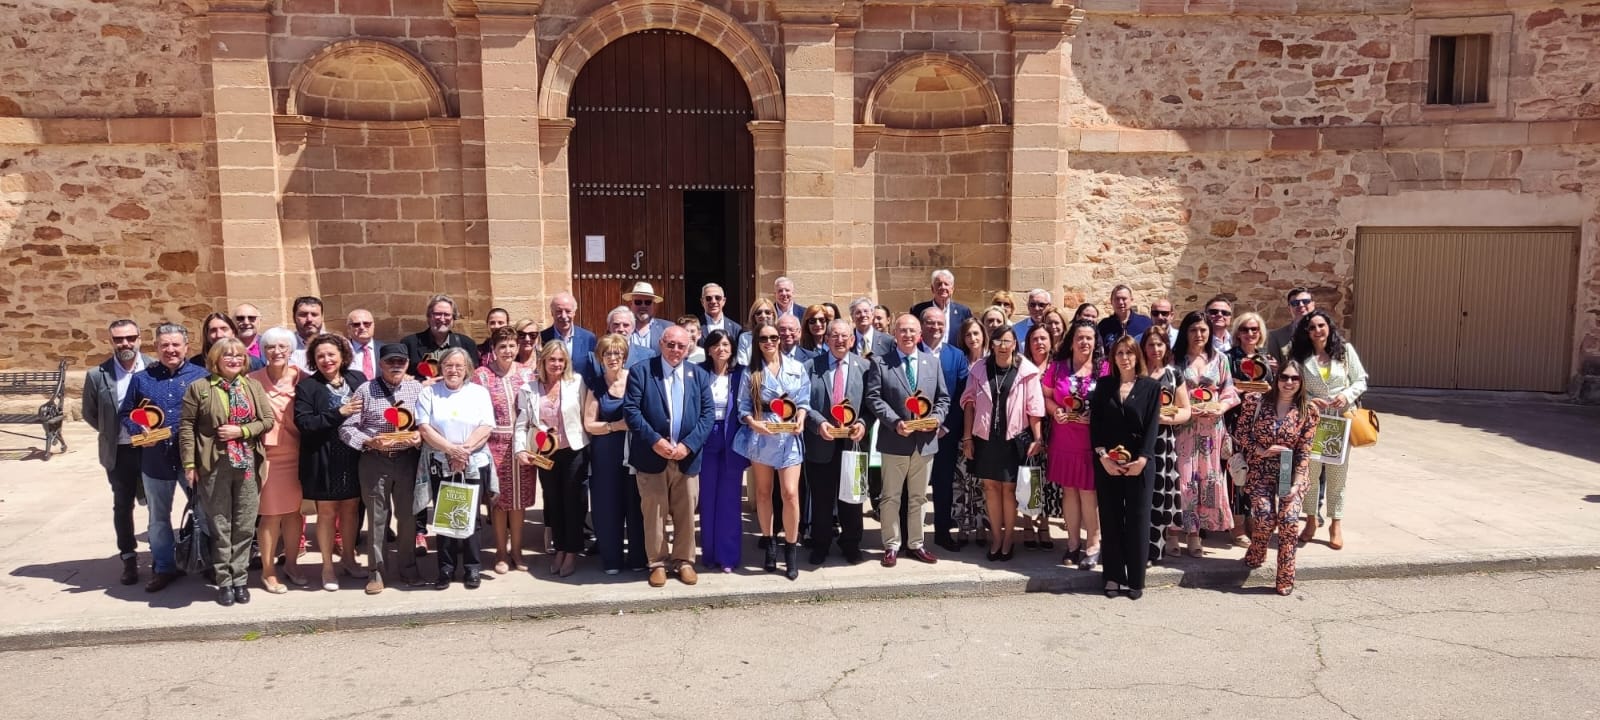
82, 272, 1367, 605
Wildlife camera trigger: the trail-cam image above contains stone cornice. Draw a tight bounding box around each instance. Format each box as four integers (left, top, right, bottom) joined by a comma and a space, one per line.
450, 0, 543, 17
772, 0, 851, 24
1004, 2, 1085, 34
202, 0, 271, 13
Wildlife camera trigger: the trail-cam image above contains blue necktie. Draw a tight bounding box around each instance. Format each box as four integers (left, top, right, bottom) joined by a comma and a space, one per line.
667, 368, 683, 443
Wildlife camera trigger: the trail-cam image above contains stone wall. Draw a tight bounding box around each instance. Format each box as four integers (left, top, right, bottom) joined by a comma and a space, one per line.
0, 143, 211, 368
860, 127, 1010, 314
268, 0, 462, 116
0, 0, 203, 118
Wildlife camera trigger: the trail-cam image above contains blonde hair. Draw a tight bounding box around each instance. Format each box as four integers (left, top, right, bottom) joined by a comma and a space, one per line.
1232, 311, 1267, 348
205, 337, 249, 376
537, 339, 574, 384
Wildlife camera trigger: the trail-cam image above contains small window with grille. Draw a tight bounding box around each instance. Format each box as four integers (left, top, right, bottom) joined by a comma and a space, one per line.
1426, 34, 1492, 106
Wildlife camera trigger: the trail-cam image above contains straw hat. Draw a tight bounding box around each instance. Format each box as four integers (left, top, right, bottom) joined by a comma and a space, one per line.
621, 281, 664, 303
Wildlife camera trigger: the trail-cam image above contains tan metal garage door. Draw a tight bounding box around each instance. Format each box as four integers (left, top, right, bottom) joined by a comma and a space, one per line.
1353, 227, 1578, 392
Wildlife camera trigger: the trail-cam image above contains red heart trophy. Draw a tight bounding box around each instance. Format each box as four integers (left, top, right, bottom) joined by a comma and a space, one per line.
1065, 393, 1089, 423
1235, 354, 1270, 393
378, 401, 420, 444
827, 398, 858, 439
1107, 445, 1133, 464
129, 401, 171, 448
527, 427, 557, 469
1190, 385, 1220, 414
767, 394, 801, 434
1159, 386, 1178, 418
416, 358, 439, 380
903, 390, 939, 432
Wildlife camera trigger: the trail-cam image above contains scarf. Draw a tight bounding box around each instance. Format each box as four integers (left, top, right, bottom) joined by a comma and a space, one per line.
221, 376, 255, 480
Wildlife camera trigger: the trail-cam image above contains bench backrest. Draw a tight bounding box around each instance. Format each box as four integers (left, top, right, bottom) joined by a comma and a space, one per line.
0, 359, 68, 397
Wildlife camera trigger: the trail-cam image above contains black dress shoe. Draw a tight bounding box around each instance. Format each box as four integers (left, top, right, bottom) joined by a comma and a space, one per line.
934, 536, 961, 553
233, 586, 250, 604
463, 573, 481, 590
808, 547, 828, 565
987, 550, 1000, 562
119, 556, 139, 586
1128, 588, 1144, 600
434, 574, 451, 590
842, 550, 864, 565
216, 586, 234, 606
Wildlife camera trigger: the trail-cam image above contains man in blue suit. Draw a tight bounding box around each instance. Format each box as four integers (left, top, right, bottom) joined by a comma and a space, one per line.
919, 306, 970, 552
541, 292, 597, 381
697, 283, 743, 347
623, 325, 714, 588
773, 276, 804, 321
848, 296, 895, 360
909, 269, 973, 346
595, 306, 657, 377
623, 281, 674, 352
866, 313, 950, 567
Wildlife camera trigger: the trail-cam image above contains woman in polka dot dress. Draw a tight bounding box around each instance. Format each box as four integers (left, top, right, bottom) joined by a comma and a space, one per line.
1140, 329, 1189, 564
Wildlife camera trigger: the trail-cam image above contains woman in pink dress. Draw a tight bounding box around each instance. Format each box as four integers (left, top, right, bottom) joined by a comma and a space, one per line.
1171, 311, 1240, 556
472, 327, 536, 574
1043, 320, 1105, 570
247, 327, 306, 593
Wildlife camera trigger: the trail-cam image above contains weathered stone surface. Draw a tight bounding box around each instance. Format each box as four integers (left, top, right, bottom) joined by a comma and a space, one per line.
0, 145, 209, 368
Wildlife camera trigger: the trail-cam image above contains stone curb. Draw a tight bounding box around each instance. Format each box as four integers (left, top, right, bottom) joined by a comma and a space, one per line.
3, 545, 1595, 653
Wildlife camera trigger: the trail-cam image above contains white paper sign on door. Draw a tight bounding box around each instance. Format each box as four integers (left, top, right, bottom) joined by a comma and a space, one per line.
584, 235, 605, 263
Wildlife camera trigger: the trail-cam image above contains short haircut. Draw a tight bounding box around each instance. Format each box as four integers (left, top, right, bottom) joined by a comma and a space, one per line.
1286, 287, 1311, 303
676, 315, 700, 327
304, 333, 353, 374
108, 318, 138, 333
931, 268, 954, 284
1232, 312, 1266, 345
700, 283, 723, 296
1110, 284, 1132, 297
1027, 288, 1051, 302
258, 326, 296, 349
605, 305, 633, 326
848, 297, 875, 314
488, 326, 518, 349
826, 318, 852, 336
920, 305, 947, 323
486, 307, 509, 321
205, 337, 248, 375
425, 294, 456, 318
437, 346, 476, 371
774, 276, 793, 288
155, 323, 189, 342
292, 296, 323, 314
1205, 294, 1233, 309
594, 332, 628, 360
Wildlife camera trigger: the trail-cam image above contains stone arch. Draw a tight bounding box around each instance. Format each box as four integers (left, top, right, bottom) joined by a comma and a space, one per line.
863, 52, 1003, 130
539, 0, 783, 122
287, 39, 448, 122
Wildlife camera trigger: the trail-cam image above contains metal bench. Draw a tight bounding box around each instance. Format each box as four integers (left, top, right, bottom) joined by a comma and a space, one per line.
0, 359, 69, 456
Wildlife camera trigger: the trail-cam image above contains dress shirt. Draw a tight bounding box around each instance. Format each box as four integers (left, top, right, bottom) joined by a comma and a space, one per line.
710, 372, 731, 421
113, 355, 147, 444
349, 339, 378, 380
665, 361, 685, 442
118, 361, 209, 480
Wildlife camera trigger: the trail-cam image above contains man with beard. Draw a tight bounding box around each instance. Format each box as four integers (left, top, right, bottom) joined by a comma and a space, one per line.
402, 294, 479, 378
83, 319, 154, 585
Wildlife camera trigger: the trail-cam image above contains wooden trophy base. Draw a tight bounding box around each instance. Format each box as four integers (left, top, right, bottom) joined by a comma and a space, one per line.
1236, 381, 1270, 394
767, 421, 801, 434
1160, 406, 1179, 419
377, 431, 420, 445
130, 427, 172, 448
826, 426, 855, 439
1191, 402, 1223, 415
903, 417, 940, 433
529, 454, 555, 470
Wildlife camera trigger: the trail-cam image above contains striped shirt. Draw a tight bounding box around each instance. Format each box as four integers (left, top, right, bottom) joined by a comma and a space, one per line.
338, 376, 424, 451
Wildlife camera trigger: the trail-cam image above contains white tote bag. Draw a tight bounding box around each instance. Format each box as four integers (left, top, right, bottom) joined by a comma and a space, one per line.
839, 448, 869, 504
429, 475, 481, 540
1015, 463, 1044, 517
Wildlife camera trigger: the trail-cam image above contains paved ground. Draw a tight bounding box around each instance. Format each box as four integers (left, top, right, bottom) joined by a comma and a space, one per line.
1, 392, 1597, 650
0, 570, 1595, 719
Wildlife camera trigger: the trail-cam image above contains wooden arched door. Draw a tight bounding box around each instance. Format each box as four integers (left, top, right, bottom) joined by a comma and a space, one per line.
568, 30, 755, 333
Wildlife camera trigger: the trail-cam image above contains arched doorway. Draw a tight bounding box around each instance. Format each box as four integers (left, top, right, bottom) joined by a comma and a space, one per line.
567, 29, 755, 332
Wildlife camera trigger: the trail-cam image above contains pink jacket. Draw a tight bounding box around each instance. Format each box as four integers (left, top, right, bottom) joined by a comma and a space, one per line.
961, 357, 1045, 441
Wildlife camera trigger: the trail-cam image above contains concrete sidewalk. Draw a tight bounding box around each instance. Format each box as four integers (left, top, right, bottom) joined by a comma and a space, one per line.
2, 393, 1597, 651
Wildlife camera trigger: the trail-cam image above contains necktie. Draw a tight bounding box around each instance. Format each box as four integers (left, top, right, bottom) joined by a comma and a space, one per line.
833, 359, 847, 404
667, 368, 683, 443
362, 344, 374, 379
905, 353, 917, 388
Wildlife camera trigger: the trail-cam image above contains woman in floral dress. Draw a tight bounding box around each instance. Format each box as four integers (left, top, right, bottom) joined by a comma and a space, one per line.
1140, 329, 1189, 565
1170, 311, 1239, 557
472, 326, 535, 574
949, 318, 990, 545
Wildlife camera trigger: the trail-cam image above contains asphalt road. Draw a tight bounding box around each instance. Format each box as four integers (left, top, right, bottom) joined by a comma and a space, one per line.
2, 570, 1596, 720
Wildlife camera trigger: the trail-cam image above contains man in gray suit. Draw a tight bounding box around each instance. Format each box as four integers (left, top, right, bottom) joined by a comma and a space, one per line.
803, 320, 879, 565
867, 313, 950, 567
81, 319, 154, 585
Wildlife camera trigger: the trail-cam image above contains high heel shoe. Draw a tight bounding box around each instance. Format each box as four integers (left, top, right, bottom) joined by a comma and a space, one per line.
321, 568, 338, 592
763, 537, 779, 573
1105, 582, 1120, 599
339, 561, 369, 579
783, 542, 800, 581
1078, 548, 1100, 570
559, 553, 577, 578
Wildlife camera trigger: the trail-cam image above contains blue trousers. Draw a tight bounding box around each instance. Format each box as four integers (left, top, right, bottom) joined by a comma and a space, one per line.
699, 421, 747, 568
589, 439, 646, 572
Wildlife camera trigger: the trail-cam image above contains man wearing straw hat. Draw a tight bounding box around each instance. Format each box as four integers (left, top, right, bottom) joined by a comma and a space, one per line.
623, 281, 674, 352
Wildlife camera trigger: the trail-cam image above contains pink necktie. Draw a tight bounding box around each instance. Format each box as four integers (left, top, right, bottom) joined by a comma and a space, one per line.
363, 345, 374, 378
833, 360, 846, 404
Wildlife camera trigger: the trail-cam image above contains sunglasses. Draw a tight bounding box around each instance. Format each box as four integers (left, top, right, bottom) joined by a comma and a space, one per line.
381, 358, 409, 365
233, 315, 258, 322
1290, 299, 1313, 307
348, 321, 373, 328
807, 317, 828, 324
1151, 310, 1171, 318
757, 335, 780, 343
1240, 326, 1261, 334
517, 331, 538, 340
703, 295, 724, 302
632, 299, 655, 306
662, 341, 688, 350
1207, 309, 1232, 317
1027, 302, 1049, 309
111, 334, 140, 343
1279, 375, 1301, 382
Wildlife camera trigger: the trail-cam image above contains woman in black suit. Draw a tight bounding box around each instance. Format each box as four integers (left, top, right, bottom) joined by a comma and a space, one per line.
293, 333, 369, 591
1089, 335, 1161, 600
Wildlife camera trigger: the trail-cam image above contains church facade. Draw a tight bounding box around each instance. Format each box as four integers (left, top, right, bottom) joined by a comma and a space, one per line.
1, 0, 1597, 397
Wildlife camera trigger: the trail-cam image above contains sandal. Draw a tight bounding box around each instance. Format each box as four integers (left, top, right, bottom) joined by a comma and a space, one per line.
1186, 533, 1204, 558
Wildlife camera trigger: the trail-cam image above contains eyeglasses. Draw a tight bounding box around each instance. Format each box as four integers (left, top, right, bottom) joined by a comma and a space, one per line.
1151, 310, 1171, 318
662, 341, 688, 350
807, 317, 827, 325
757, 335, 780, 344
1206, 309, 1232, 317
1289, 299, 1313, 307
233, 315, 258, 323
111, 334, 140, 343
1240, 326, 1261, 334
1279, 375, 1301, 383
348, 321, 373, 328
632, 299, 655, 306
703, 295, 723, 302
601, 350, 626, 358
517, 331, 538, 340
1027, 302, 1049, 309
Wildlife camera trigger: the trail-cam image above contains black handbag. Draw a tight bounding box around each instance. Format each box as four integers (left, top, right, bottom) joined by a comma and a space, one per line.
174, 498, 212, 576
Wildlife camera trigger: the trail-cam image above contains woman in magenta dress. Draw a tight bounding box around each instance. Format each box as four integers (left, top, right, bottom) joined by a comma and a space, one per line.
1043, 320, 1105, 570
472, 327, 535, 574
